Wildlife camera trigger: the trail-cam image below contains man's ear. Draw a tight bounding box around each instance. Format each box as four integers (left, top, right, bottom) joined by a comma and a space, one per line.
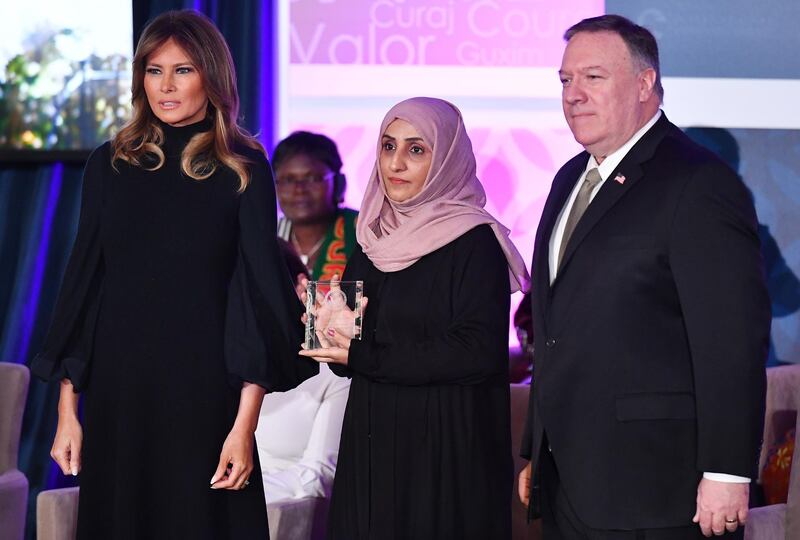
638, 68, 657, 102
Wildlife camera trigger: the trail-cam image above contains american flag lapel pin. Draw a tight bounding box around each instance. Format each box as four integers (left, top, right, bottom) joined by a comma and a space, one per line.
614, 172, 626, 185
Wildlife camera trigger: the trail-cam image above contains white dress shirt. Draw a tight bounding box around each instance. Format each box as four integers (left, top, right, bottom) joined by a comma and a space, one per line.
255, 363, 351, 504
548, 111, 662, 283
546, 110, 748, 484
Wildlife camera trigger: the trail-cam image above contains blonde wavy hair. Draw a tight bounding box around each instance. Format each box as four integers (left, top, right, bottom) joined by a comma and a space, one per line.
112, 10, 264, 192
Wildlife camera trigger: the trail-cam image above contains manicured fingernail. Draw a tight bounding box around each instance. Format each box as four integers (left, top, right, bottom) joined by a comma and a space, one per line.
71, 467, 78, 476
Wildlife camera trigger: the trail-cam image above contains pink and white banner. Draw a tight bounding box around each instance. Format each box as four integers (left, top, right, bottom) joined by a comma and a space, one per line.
288, 0, 601, 66
278, 0, 604, 339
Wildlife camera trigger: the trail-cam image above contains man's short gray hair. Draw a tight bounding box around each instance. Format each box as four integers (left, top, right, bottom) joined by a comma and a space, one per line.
564, 14, 664, 102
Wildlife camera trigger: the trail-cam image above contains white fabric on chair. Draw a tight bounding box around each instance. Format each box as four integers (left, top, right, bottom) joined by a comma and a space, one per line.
256, 364, 349, 504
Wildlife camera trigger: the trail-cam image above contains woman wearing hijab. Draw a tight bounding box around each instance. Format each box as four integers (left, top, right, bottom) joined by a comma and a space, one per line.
300, 97, 530, 539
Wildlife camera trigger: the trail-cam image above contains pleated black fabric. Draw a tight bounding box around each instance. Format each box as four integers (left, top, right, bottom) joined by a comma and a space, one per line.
329, 224, 513, 539
32, 120, 317, 539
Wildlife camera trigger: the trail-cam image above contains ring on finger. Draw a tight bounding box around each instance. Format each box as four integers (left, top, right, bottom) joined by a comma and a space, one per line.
725, 518, 737, 524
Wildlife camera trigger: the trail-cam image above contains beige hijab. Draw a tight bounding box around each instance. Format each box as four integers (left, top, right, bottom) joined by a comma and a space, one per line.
355, 97, 530, 293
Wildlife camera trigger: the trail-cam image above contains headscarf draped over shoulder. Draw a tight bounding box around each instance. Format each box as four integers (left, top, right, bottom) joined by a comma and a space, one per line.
356, 97, 530, 293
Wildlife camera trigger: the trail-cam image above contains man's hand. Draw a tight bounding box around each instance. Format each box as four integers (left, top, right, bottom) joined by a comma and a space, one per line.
518, 461, 532, 507
692, 478, 748, 536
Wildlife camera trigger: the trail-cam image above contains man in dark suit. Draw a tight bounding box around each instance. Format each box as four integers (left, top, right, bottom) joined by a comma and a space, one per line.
517, 14, 770, 539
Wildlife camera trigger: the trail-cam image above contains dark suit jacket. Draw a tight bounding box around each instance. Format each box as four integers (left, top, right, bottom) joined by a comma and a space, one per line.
520, 113, 770, 530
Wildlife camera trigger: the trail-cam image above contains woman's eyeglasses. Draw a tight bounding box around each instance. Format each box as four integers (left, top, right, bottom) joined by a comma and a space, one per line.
275, 173, 334, 189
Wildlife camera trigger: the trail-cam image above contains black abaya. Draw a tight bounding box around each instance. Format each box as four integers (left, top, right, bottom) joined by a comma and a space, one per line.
329, 224, 513, 539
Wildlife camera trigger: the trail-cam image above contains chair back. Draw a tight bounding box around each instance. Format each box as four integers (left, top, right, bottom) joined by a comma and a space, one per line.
785, 409, 800, 539
0, 362, 30, 473
759, 365, 800, 478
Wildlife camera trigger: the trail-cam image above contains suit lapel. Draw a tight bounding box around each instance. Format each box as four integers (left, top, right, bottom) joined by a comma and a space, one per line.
554, 114, 673, 282
533, 154, 588, 320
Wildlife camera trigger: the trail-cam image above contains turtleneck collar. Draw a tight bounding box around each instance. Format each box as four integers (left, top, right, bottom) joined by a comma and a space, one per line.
158, 117, 213, 154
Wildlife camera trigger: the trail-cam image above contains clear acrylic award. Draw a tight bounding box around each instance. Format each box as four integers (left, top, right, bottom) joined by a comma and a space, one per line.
305, 280, 364, 349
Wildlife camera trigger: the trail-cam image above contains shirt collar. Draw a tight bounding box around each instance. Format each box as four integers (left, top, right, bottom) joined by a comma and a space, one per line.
586, 110, 663, 177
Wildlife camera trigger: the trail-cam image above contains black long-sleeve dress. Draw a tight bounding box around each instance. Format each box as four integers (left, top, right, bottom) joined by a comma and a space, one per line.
329, 224, 513, 539
31, 120, 317, 539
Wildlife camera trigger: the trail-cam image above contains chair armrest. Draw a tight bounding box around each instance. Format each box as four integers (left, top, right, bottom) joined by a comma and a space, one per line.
0, 469, 28, 540
37, 487, 79, 540
268, 496, 327, 540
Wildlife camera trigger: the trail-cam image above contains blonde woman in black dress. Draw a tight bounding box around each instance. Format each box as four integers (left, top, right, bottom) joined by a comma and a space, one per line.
33, 10, 316, 539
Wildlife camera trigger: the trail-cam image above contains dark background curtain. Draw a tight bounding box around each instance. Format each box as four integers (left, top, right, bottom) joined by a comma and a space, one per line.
0, 2, 275, 537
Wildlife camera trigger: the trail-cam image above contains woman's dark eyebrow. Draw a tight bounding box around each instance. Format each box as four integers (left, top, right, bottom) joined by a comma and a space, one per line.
146, 62, 195, 68
381, 134, 425, 143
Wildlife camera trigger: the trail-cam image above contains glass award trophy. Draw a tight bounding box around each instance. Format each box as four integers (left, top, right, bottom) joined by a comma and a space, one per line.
305, 280, 364, 349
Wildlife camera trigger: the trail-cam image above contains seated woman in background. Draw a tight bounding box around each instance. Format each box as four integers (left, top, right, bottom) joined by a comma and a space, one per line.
300, 97, 530, 539
254, 135, 356, 505
255, 295, 350, 504
274, 131, 358, 280
255, 242, 351, 505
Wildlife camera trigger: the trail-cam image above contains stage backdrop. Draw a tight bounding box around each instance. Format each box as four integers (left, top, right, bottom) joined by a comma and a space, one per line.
276, 0, 800, 364
2, 2, 798, 537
